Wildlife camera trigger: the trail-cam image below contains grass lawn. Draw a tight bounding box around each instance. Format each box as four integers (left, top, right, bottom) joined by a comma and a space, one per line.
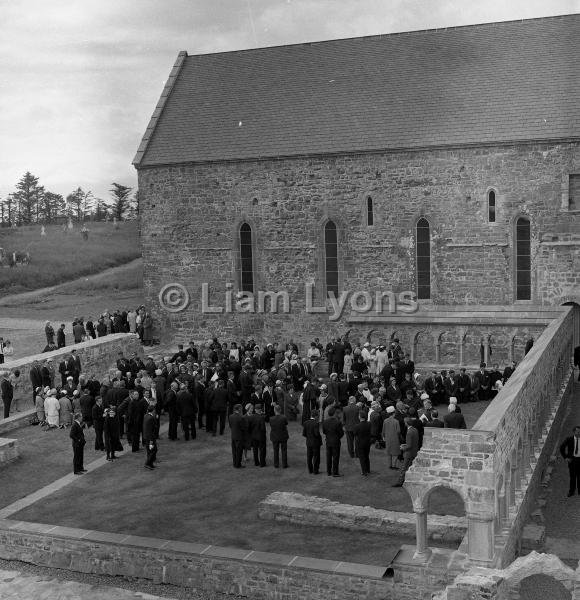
7, 417, 472, 566
0, 221, 141, 296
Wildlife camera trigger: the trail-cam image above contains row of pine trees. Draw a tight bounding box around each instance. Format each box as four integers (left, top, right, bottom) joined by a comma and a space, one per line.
0, 172, 138, 226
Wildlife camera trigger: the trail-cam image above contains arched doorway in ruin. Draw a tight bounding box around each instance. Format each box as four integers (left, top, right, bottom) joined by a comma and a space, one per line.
516, 574, 571, 600
425, 485, 466, 551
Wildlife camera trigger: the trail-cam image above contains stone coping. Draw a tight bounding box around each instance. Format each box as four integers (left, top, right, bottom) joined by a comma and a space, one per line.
474, 306, 572, 433
0, 438, 16, 449
258, 492, 466, 543
0, 410, 36, 435
0, 518, 391, 579
4, 333, 138, 368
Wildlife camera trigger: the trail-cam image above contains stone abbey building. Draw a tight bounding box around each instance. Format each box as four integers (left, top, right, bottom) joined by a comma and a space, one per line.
134, 14, 580, 354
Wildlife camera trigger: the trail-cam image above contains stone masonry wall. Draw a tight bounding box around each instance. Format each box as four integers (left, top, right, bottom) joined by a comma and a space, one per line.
2, 334, 143, 400
258, 491, 466, 544
137, 141, 580, 345
0, 520, 406, 600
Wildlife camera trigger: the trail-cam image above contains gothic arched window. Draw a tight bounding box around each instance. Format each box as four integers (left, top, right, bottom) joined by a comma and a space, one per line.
324, 221, 339, 297
515, 217, 531, 300
240, 223, 254, 294
416, 218, 431, 300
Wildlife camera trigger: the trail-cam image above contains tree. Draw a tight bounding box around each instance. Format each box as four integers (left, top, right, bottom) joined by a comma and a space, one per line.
39, 192, 65, 223
109, 183, 132, 221
13, 172, 42, 224
0, 195, 16, 226
89, 197, 109, 221
66, 187, 94, 221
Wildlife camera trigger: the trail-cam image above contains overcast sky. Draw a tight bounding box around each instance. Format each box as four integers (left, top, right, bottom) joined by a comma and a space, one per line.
1, 0, 578, 203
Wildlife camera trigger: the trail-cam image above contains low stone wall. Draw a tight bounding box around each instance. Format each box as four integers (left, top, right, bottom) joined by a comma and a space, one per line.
0, 409, 36, 435
2, 334, 143, 399
0, 438, 18, 466
0, 519, 403, 600
258, 492, 466, 544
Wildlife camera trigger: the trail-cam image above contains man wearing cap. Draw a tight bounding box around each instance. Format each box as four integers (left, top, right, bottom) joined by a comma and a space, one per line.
322, 406, 344, 477
70, 413, 86, 474
248, 403, 267, 467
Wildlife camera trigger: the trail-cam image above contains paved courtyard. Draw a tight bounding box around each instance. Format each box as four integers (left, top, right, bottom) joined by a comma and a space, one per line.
0, 402, 489, 567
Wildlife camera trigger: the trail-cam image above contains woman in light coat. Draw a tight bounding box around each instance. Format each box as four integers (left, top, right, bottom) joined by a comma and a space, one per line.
44, 391, 60, 429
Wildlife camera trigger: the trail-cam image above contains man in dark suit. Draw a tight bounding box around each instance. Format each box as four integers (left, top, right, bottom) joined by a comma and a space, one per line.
69, 413, 86, 474
322, 406, 344, 477
302, 408, 322, 474
1, 371, 13, 419
211, 380, 229, 435
443, 370, 458, 404
502, 361, 517, 384
117, 352, 131, 376
342, 396, 359, 458
248, 403, 267, 467
143, 405, 158, 470
393, 416, 419, 487
29, 360, 43, 404
457, 367, 471, 404
443, 404, 467, 429
164, 382, 179, 440
229, 404, 247, 468
333, 338, 346, 375
56, 324, 66, 348
269, 404, 289, 468
472, 363, 491, 402
560, 426, 580, 497
353, 411, 372, 476
424, 409, 444, 428
176, 382, 197, 441
92, 397, 105, 451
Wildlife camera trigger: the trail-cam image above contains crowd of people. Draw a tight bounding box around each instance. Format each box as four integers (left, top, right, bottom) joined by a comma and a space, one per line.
42, 306, 154, 353
0, 335, 526, 482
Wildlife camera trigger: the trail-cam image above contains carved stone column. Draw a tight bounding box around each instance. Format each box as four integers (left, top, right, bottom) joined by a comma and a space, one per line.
413, 509, 431, 561
467, 513, 495, 566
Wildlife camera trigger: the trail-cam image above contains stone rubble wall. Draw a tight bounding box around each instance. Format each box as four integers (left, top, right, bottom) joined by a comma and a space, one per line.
0, 520, 404, 600
2, 334, 143, 400
258, 491, 467, 544
137, 141, 580, 345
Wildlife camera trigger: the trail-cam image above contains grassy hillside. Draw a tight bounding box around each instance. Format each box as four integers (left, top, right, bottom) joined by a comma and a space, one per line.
0, 221, 141, 296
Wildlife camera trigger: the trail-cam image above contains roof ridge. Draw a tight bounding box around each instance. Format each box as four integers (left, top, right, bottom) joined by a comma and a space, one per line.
184, 12, 579, 58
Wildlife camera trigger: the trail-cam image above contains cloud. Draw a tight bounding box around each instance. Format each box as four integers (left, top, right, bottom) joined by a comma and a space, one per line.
1, 0, 579, 200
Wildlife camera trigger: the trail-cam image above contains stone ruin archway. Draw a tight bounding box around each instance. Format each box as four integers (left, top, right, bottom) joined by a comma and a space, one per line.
504, 552, 575, 600
404, 480, 470, 560
517, 574, 571, 600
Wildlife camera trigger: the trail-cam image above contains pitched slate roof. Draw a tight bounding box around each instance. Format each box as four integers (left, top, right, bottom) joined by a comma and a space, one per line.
134, 14, 580, 167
